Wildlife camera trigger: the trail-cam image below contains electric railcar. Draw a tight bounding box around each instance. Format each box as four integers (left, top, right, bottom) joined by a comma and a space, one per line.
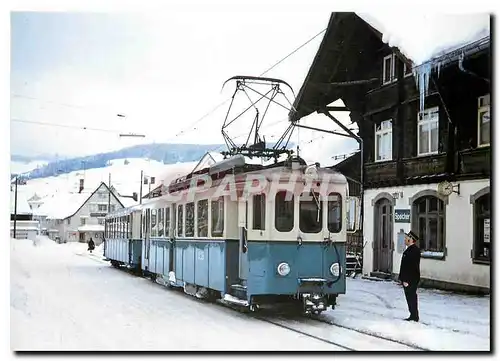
104, 155, 358, 314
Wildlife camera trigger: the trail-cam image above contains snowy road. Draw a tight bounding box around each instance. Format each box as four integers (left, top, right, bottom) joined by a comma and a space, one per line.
10, 237, 490, 351
11, 239, 342, 351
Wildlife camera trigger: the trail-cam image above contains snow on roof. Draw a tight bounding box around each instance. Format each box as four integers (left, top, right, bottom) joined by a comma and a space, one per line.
118, 197, 138, 208
357, 12, 490, 66
10, 191, 32, 215
44, 192, 91, 220
357, 12, 490, 115
77, 224, 104, 232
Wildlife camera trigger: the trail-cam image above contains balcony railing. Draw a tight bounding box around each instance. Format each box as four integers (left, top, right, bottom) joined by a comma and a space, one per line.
459, 147, 490, 176
364, 161, 397, 184
403, 153, 447, 178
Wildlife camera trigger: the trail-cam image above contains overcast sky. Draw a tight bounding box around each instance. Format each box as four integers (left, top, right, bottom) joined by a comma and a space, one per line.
11, 10, 361, 161
10, 4, 491, 165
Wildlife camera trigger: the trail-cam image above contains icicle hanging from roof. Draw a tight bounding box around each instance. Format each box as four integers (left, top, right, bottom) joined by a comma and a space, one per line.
413, 62, 432, 114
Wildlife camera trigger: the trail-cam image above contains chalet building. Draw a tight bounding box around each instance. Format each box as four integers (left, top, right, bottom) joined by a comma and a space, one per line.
43, 181, 127, 244
290, 13, 491, 293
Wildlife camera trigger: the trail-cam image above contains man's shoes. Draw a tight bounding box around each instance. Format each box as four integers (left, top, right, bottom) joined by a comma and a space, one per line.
404, 316, 419, 322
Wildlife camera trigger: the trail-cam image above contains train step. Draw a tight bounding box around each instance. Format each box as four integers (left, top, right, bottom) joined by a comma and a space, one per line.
230, 283, 247, 300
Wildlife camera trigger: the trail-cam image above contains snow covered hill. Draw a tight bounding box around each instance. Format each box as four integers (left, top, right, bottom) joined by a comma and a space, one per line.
15, 157, 204, 214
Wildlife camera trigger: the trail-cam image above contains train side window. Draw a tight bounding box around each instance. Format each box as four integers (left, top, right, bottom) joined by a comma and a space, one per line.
158, 208, 164, 237
328, 192, 342, 233
275, 191, 294, 232
127, 215, 131, 238
142, 212, 146, 237
151, 209, 158, 237
197, 200, 208, 237
165, 208, 170, 237
299, 191, 322, 233
185, 203, 195, 237
253, 194, 266, 230
211, 197, 224, 237
177, 205, 184, 237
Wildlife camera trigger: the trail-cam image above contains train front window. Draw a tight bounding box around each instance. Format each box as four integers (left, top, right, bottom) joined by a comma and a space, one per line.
253, 194, 266, 230
328, 192, 342, 233
299, 191, 322, 233
211, 197, 224, 237
275, 191, 294, 232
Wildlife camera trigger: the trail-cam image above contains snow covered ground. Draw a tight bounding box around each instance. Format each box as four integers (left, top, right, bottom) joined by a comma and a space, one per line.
10, 236, 490, 351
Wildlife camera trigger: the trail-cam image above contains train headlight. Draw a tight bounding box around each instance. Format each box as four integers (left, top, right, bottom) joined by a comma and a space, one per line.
277, 262, 291, 276
330, 263, 341, 277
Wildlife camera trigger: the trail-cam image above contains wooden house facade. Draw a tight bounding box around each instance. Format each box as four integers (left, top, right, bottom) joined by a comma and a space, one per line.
291, 13, 491, 293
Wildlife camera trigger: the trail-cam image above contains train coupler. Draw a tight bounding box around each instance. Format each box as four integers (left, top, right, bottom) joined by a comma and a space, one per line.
302, 293, 327, 315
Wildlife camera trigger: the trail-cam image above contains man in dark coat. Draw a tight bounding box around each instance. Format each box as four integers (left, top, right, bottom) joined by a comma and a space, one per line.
88, 238, 95, 253
399, 230, 421, 322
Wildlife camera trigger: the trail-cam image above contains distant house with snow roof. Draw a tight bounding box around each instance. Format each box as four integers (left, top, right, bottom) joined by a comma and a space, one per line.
44, 181, 127, 244
290, 13, 490, 293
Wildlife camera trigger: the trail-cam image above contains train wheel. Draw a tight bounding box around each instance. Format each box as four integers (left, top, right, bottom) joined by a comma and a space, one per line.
110, 260, 120, 268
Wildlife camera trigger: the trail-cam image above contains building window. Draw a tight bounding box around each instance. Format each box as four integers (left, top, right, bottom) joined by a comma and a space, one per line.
80, 217, 86, 226
382, 54, 397, 85
211, 197, 224, 237
375, 120, 393, 161
98, 204, 108, 212
66, 219, 70, 225
150, 177, 156, 184
98, 218, 105, 225
299, 191, 322, 233
252, 194, 266, 230
413, 196, 445, 257
185, 202, 195, 237
197, 200, 208, 237
403, 62, 413, 78
110, 204, 116, 212
177, 205, 183, 237
473, 193, 490, 263
328, 192, 342, 233
478, 94, 490, 147
417, 107, 439, 156
275, 191, 294, 232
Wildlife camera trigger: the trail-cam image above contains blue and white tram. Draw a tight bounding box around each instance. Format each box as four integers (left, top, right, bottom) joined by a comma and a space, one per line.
104, 155, 358, 315
104, 204, 143, 270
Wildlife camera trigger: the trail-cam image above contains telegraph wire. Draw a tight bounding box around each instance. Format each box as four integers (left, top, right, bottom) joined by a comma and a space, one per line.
11, 25, 327, 142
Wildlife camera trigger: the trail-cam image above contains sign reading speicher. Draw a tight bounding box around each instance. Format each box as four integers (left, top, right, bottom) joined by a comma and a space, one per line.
394, 209, 411, 223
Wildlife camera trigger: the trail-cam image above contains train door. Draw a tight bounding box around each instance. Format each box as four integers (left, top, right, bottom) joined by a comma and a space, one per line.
143, 209, 151, 270
238, 199, 249, 281
167, 205, 175, 273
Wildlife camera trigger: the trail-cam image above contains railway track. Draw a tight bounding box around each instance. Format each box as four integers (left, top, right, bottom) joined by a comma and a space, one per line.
252, 311, 426, 351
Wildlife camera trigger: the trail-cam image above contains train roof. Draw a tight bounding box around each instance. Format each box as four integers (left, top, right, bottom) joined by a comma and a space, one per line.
167, 154, 347, 194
